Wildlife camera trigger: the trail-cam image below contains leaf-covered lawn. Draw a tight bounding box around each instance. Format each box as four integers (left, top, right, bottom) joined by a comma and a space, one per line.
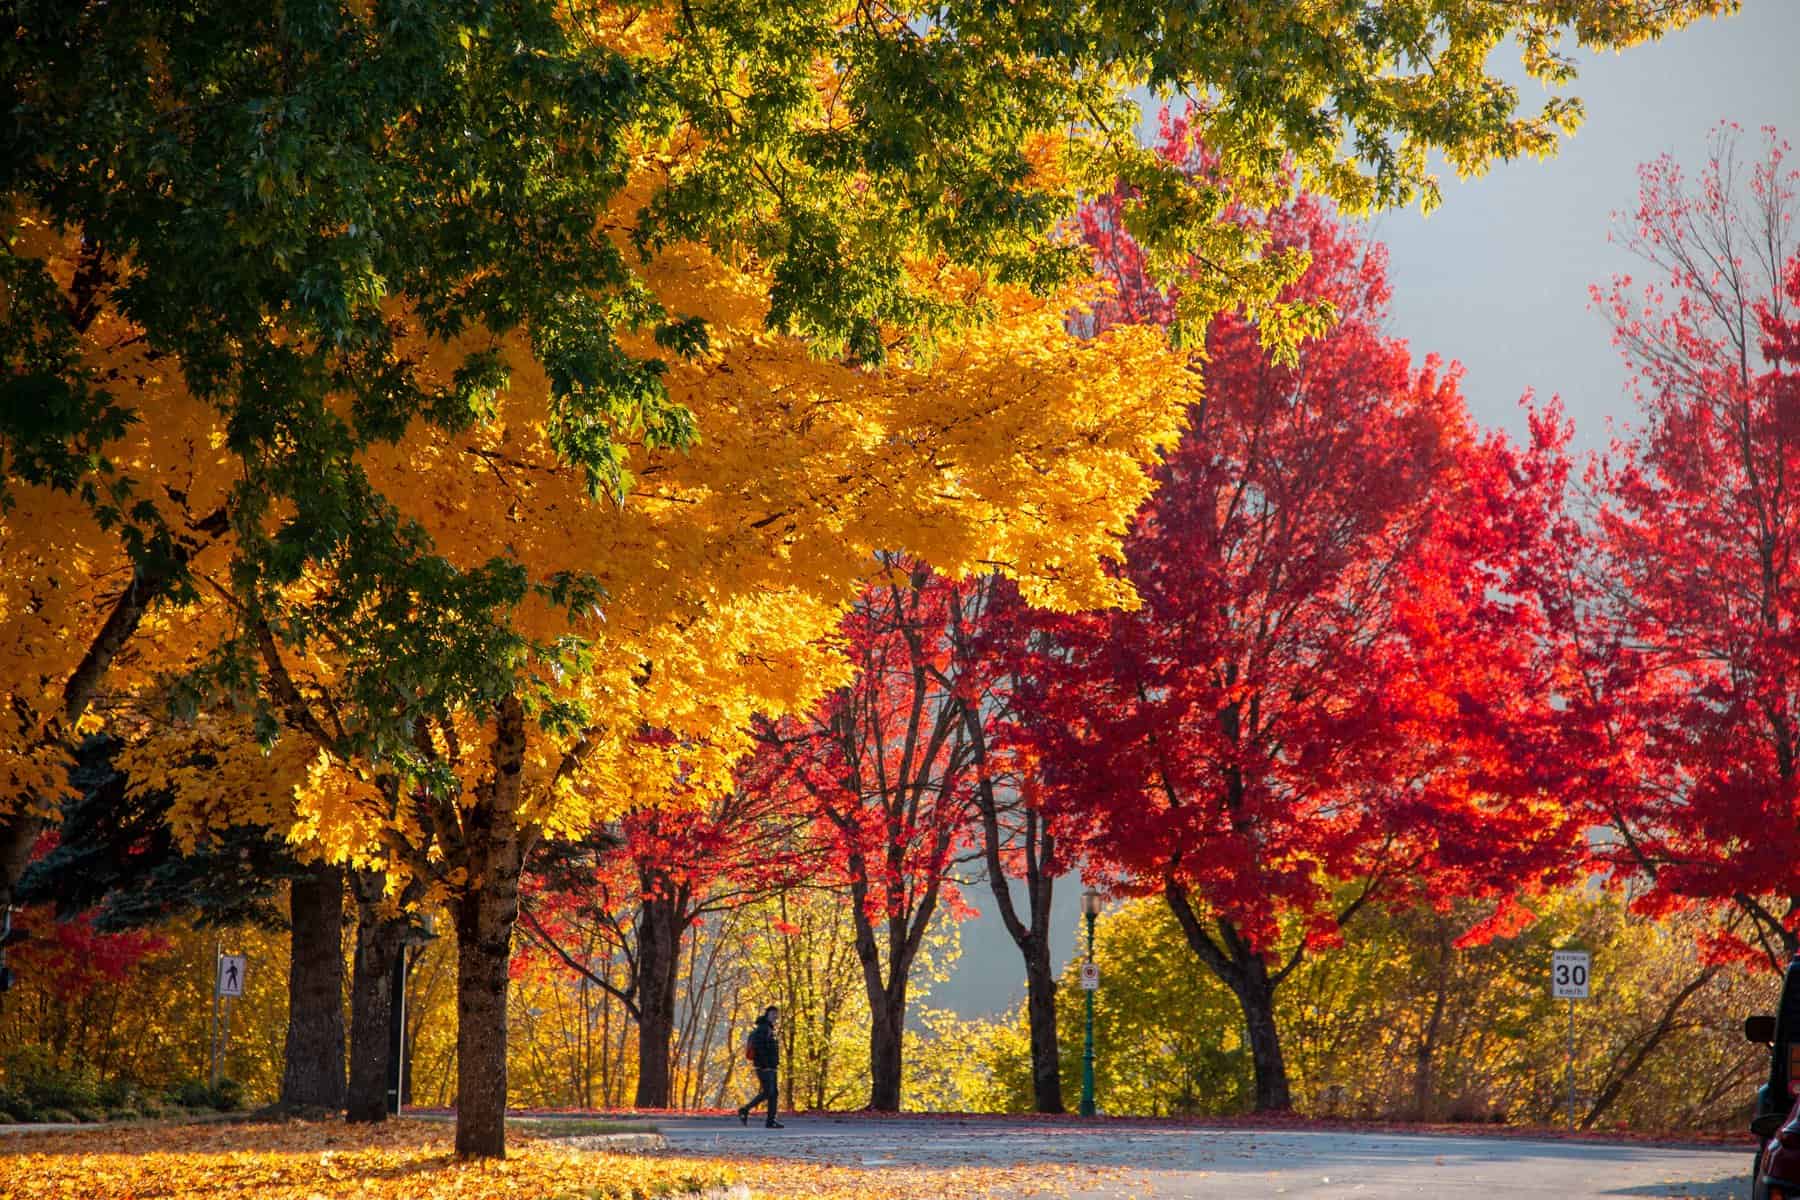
0, 1119, 728, 1200
0, 1118, 1116, 1200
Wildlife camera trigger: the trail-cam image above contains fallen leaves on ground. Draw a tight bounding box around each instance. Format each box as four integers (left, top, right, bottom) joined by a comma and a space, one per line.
0, 1119, 1127, 1200
0, 1118, 731, 1200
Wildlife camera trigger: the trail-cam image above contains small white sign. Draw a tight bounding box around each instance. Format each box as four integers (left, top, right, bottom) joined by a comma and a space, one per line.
1079, 961, 1100, 991
217, 953, 247, 998
1551, 949, 1590, 999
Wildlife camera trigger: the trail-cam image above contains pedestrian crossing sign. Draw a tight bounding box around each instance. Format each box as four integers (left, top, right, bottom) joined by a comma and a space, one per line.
217, 953, 247, 998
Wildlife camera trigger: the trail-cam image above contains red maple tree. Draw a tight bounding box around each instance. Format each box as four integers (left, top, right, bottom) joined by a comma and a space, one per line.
950, 574, 1075, 1115
755, 556, 982, 1112
1577, 124, 1800, 967
521, 759, 804, 1108
1005, 111, 1580, 1111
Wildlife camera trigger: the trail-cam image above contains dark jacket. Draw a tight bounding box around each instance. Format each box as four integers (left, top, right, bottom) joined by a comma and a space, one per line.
748, 1014, 779, 1070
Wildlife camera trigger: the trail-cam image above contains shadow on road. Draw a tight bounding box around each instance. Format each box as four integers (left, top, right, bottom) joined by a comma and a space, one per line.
1602, 1181, 1745, 1199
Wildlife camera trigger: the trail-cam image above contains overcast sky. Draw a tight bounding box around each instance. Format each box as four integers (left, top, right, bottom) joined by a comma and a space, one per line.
1372, 0, 1800, 454
933, 0, 1800, 1021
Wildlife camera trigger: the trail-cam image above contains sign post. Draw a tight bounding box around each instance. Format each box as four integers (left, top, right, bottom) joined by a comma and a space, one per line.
1551, 948, 1591, 1129
213, 951, 247, 1087
209, 941, 220, 1087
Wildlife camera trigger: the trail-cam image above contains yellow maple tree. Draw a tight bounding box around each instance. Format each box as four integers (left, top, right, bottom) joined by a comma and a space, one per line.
0, 213, 240, 910
170, 167, 1199, 1154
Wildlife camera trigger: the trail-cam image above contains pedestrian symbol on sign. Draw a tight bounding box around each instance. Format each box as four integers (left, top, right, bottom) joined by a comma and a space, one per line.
217, 953, 246, 998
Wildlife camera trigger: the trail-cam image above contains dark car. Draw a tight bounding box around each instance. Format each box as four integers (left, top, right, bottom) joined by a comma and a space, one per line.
1745, 952, 1800, 1199
1755, 1099, 1800, 1200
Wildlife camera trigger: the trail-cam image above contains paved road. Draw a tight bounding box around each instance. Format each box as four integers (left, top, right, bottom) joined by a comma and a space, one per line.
651, 1113, 1755, 1198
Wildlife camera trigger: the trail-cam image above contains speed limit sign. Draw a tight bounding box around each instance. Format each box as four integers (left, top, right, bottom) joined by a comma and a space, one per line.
1551, 949, 1591, 999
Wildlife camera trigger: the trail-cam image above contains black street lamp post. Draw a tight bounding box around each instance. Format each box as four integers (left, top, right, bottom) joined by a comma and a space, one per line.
387, 911, 437, 1116
1080, 889, 1102, 1117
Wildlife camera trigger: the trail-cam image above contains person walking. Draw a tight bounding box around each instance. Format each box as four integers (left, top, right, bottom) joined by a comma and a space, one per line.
736, 1005, 783, 1129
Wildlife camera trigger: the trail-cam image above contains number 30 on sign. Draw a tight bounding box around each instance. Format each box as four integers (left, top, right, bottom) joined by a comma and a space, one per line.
1551, 949, 1591, 999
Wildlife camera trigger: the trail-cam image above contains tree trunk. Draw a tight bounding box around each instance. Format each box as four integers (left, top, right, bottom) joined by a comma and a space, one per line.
868, 984, 905, 1112
281, 862, 346, 1110
633, 894, 681, 1109
961, 671, 1062, 1115
454, 878, 518, 1155
346, 875, 406, 1123
453, 694, 530, 1159
1581, 964, 1719, 1129
1412, 925, 1453, 1122
1229, 959, 1291, 1113
1163, 883, 1293, 1113
1023, 940, 1064, 1114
